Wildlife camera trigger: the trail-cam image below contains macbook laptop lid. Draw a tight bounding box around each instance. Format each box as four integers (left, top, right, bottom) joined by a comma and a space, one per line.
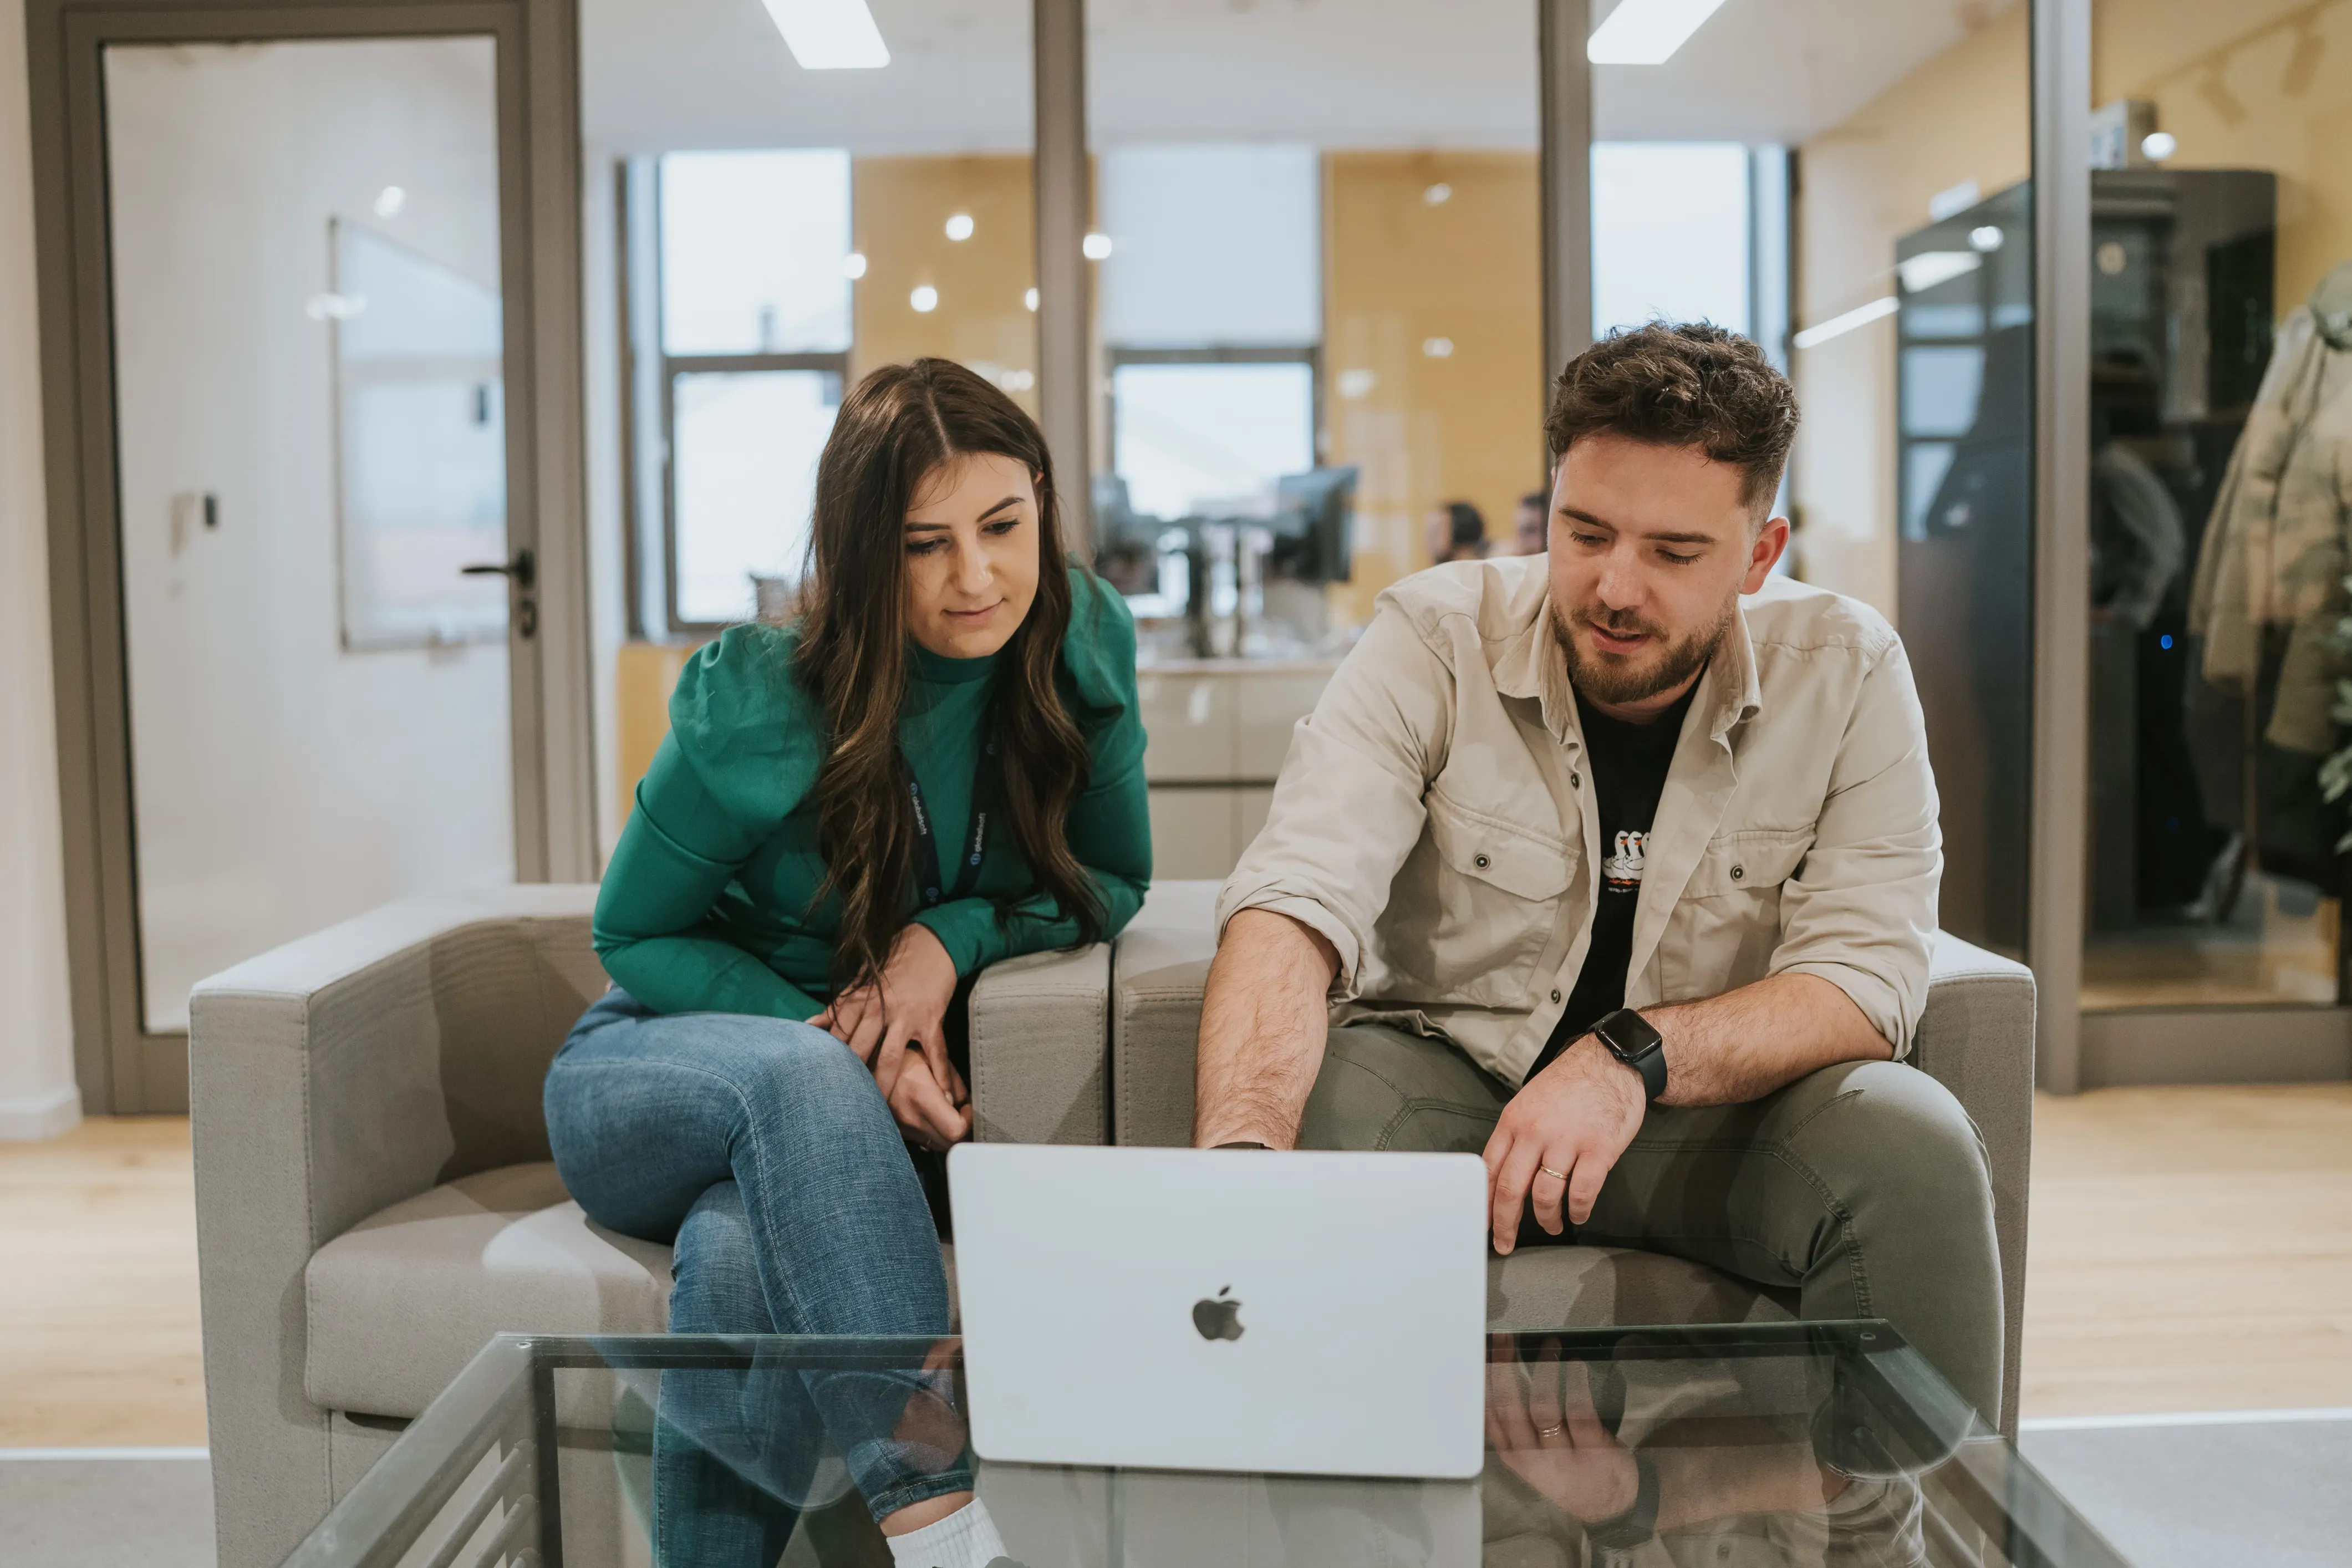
948, 1145, 1486, 1481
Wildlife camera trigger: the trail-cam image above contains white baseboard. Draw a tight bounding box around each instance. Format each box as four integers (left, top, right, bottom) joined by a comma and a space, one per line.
0, 1083, 83, 1140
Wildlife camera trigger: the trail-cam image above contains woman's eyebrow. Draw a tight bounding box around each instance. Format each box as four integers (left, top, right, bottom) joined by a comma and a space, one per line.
904, 497, 1024, 531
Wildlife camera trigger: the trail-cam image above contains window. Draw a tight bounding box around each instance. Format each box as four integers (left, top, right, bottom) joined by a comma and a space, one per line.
651, 150, 852, 629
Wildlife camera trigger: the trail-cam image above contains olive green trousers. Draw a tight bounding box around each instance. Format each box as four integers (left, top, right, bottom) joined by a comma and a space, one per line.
1297, 1022, 2004, 1424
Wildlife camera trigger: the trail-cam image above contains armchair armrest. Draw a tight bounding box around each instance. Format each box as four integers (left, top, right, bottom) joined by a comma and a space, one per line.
1913, 931, 2036, 1437
188, 884, 605, 1568
969, 941, 1113, 1146
1111, 882, 1222, 1147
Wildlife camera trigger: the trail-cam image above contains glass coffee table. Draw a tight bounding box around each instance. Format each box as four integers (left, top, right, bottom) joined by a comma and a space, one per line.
279, 1322, 2129, 1567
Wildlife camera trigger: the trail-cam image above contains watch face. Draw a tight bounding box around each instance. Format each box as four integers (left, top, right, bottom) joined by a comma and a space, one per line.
1600, 1008, 1662, 1058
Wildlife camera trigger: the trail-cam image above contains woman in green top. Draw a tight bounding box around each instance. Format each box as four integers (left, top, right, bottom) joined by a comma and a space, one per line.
544, 359, 1150, 1568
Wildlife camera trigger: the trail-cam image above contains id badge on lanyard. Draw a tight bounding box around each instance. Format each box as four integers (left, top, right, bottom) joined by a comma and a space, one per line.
909, 741, 997, 907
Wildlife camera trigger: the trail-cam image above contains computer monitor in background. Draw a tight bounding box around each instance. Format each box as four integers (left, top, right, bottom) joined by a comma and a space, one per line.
1270, 465, 1357, 583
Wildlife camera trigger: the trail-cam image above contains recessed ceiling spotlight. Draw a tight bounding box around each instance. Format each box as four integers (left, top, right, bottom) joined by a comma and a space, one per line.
1422, 337, 1455, 359
843, 251, 868, 279
910, 284, 939, 313
758, 0, 890, 70
1968, 225, 2004, 253
1082, 232, 1113, 261
373, 185, 406, 218
1424, 182, 1452, 206
945, 212, 975, 242
1587, 0, 1730, 65
2140, 131, 2177, 161
1024, 287, 1039, 312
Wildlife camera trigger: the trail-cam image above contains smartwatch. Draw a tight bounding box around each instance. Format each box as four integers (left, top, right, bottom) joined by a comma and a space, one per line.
1582, 1449, 1661, 1553
1592, 1007, 1668, 1101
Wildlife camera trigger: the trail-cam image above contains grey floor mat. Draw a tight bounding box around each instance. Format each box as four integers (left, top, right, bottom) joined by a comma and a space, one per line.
0, 1454, 213, 1568
2020, 1417, 2352, 1568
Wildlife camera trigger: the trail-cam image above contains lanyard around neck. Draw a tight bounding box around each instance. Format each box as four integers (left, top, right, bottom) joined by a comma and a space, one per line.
908, 740, 998, 908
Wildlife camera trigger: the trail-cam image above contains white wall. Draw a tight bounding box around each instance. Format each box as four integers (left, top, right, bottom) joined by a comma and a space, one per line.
106, 39, 515, 1032
0, 0, 80, 1138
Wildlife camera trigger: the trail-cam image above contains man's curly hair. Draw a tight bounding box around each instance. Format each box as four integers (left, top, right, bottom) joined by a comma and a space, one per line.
1544, 322, 1798, 512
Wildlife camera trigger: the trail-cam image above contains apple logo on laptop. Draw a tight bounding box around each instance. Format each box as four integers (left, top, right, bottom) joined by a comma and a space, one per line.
1192, 1286, 1244, 1342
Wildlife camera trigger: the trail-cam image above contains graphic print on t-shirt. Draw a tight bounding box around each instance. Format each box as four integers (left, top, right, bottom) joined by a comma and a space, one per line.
1602, 829, 1647, 892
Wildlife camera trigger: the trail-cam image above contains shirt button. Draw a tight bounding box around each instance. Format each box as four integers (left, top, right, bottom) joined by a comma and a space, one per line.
1731, 865, 1745, 881
1474, 854, 1490, 868
1551, 989, 1562, 1003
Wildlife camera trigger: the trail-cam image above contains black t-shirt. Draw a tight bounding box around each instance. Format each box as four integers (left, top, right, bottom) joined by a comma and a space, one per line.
1531, 683, 1698, 1076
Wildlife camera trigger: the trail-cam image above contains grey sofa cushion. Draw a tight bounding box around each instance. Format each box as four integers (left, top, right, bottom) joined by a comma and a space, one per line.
306, 1163, 970, 1421
305, 1163, 674, 1418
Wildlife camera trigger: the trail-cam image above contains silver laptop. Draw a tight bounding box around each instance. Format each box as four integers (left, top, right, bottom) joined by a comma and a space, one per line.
948, 1144, 1488, 1481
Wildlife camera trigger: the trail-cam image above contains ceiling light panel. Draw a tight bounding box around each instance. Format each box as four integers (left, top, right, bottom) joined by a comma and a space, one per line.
1587, 0, 1732, 66
760, 0, 890, 70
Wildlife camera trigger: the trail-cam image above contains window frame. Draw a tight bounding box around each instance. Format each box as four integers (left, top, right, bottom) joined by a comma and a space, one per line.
1102, 344, 1326, 503
659, 352, 847, 635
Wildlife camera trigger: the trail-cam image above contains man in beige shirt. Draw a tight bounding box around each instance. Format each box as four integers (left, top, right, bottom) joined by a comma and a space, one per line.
1195, 323, 1999, 1428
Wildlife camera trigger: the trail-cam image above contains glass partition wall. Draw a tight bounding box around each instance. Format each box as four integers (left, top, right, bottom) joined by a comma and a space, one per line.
2076, 1, 2352, 1045
597, 0, 1037, 635
1085, 0, 1547, 660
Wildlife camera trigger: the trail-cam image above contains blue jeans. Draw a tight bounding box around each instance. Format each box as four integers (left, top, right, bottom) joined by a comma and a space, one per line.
543, 989, 969, 1566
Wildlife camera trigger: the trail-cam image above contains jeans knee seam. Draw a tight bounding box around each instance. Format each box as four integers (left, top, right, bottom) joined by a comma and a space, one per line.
1764, 1144, 1873, 1317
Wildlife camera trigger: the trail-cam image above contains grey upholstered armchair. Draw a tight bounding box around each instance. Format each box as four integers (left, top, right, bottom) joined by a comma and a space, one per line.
187, 885, 1112, 1568
1108, 882, 2037, 1442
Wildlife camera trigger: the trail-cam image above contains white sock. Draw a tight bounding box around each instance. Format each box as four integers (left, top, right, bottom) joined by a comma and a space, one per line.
883, 1497, 1010, 1568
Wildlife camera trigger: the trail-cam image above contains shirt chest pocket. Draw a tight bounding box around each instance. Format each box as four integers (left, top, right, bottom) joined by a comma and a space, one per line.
1397, 793, 1571, 1004
1664, 828, 1812, 1002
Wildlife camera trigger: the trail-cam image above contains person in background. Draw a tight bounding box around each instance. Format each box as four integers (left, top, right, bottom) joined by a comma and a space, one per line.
1515, 489, 1552, 554
546, 358, 1150, 1568
1427, 498, 1493, 563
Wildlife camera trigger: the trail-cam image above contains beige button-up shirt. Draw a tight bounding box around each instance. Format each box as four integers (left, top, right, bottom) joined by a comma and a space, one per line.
1216, 555, 1942, 1084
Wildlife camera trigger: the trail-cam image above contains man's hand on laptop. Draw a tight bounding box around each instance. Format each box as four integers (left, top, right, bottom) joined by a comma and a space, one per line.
1482, 1036, 1646, 1254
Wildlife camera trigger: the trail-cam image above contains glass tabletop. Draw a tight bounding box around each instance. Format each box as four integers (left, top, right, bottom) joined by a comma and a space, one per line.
282, 1321, 2128, 1568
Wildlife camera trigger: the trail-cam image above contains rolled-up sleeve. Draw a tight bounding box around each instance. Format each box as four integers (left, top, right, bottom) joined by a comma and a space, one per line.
1214, 605, 1452, 998
1769, 634, 1942, 1057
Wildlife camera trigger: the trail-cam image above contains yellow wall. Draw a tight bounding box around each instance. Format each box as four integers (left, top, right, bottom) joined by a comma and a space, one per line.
2096, 0, 2352, 312
851, 155, 1039, 418
1790, 6, 2032, 620
615, 640, 702, 817
1323, 151, 1547, 627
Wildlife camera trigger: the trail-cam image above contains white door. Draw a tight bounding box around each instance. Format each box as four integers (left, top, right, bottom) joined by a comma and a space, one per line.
103, 38, 518, 1034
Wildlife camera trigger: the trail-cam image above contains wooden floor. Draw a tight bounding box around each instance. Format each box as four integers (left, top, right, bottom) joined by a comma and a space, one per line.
3, 1088, 2349, 1446
0, 1117, 206, 1447
2020, 1082, 2352, 1418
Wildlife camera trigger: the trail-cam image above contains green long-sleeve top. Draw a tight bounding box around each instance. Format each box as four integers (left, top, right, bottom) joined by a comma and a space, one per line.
593, 569, 1152, 1019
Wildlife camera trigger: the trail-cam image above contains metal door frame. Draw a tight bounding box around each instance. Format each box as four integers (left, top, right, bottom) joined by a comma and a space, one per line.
26, 0, 592, 1113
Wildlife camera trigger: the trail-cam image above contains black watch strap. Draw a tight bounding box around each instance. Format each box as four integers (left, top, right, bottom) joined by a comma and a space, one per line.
1584, 1449, 1661, 1551
1213, 1140, 1271, 1150
1593, 1007, 1669, 1101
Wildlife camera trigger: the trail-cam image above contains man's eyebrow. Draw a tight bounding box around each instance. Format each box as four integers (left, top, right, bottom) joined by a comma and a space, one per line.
1557, 505, 1716, 547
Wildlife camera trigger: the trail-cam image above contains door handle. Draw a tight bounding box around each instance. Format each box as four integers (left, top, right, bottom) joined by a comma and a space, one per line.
460, 546, 536, 590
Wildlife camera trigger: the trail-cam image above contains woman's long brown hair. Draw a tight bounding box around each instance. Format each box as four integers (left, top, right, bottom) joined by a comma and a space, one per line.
788, 358, 1104, 996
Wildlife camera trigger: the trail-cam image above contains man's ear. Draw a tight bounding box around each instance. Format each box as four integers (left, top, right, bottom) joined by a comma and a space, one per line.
1741, 516, 1791, 593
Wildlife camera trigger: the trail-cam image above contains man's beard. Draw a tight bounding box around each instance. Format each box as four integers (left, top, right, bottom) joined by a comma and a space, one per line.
1550, 596, 1733, 708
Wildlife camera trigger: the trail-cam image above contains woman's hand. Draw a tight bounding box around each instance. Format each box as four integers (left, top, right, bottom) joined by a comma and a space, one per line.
812, 924, 971, 1149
